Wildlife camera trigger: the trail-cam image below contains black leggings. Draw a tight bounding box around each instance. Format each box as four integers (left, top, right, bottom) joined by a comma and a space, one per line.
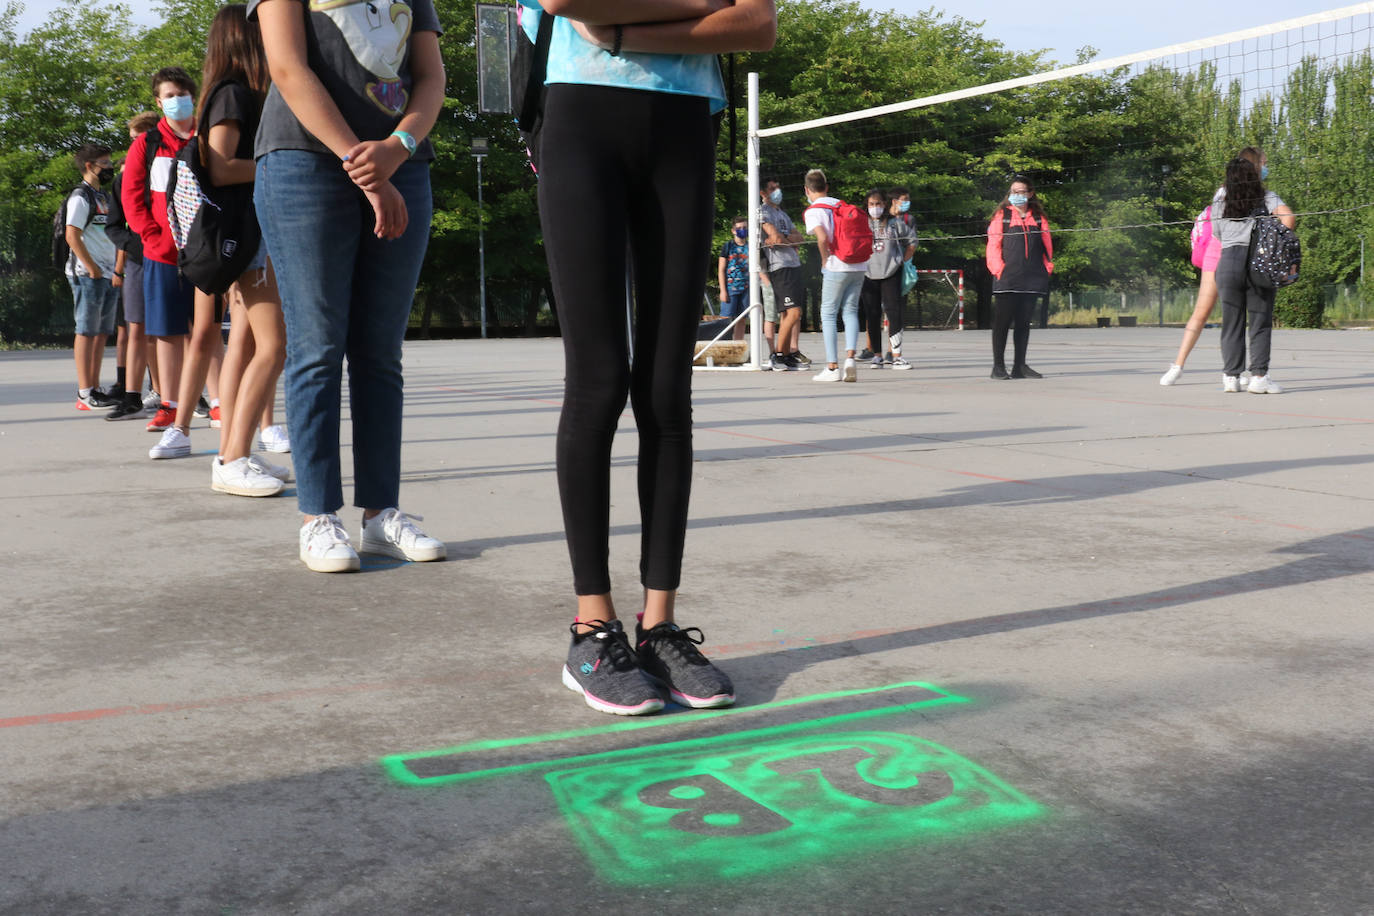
860, 273, 904, 354
992, 293, 1036, 368
538, 84, 715, 595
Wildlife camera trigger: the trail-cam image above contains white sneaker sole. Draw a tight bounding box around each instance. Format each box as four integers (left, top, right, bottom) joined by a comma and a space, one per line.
360, 534, 447, 562
149, 447, 191, 460
562, 666, 664, 716
212, 478, 283, 497
842, 364, 858, 382
299, 548, 360, 573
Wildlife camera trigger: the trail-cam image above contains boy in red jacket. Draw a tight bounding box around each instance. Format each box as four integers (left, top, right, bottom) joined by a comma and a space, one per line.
122, 67, 197, 434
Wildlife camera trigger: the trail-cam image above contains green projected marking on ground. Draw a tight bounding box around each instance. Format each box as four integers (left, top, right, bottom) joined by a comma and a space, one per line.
548, 731, 1040, 886
381, 681, 966, 786
381, 682, 1040, 884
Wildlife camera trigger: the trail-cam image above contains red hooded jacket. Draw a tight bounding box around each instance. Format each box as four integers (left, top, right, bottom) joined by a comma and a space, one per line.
121, 118, 190, 267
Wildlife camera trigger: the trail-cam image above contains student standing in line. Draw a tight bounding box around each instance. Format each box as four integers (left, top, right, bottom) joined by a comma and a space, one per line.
758, 176, 808, 370
804, 169, 867, 383
251, 0, 448, 570
1160, 146, 1292, 387
527, 0, 775, 715
63, 143, 121, 411
122, 67, 199, 434
1210, 156, 1293, 394
985, 176, 1052, 380
859, 189, 916, 370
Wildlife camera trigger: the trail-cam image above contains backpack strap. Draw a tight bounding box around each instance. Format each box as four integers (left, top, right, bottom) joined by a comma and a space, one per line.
74, 183, 97, 229
518, 10, 555, 133
142, 128, 162, 212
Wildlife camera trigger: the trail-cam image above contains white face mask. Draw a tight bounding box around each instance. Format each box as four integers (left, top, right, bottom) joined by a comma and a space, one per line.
868, 205, 885, 218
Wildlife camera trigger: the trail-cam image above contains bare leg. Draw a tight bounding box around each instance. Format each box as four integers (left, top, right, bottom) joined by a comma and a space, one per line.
217, 284, 251, 457
1173, 271, 1218, 368
574, 594, 618, 630
776, 307, 800, 355
173, 292, 219, 431
223, 267, 285, 463
147, 338, 161, 397
73, 334, 96, 391
126, 322, 147, 400
88, 331, 105, 389
641, 588, 675, 629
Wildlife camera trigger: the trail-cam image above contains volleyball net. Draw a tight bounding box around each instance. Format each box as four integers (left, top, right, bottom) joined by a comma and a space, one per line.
708, 3, 1374, 369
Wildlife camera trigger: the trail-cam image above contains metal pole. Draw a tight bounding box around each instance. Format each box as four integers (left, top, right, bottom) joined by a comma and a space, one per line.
746, 71, 762, 369
476, 153, 487, 339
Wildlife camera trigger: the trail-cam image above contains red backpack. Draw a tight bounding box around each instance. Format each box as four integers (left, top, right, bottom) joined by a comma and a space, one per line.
807, 199, 873, 264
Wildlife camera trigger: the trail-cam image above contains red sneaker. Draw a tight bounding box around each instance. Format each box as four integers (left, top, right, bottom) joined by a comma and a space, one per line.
146, 404, 176, 432
209, 405, 222, 429
75, 397, 93, 411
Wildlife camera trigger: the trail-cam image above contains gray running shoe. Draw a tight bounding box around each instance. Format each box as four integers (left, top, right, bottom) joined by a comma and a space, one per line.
635, 622, 735, 709
563, 620, 664, 716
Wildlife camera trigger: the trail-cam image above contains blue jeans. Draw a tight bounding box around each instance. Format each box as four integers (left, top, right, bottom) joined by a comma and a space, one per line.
819, 269, 865, 364
69, 275, 119, 336
255, 150, 432, 516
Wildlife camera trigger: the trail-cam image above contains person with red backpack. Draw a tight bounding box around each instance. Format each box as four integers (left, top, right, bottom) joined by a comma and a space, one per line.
986, 176, 1053, 380
803, 169, 871, 383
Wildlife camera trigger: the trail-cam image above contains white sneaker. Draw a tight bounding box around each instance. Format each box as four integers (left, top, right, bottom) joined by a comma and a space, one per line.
1239, 370, 1252, 388
842, 357, 858, 382
1160, 364, 1182, 386
149, 427, 191, 459
300, 514, 360, 572
871, 356, 884, 369
247, 453, 291, 482
812, 366, 842, 382
143, 389, 162, 410
212, 456, 284, 497
1222, 374, 1241, 393
258, 424, 291, 453
1247, 374, 1282, 394
360, 507, 446, 562
890, 356, 912, 370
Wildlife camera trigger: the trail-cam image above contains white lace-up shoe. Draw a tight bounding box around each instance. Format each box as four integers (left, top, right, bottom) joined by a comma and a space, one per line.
149, 427, 191, 459
1222, 374, 1241, 393
1247, 374, 1283, 394
842, 357, 858, 382
212, 456, 284, 497
299, 514, 360, 572
360, 508, 446, 562
1160, 364, 1182, 386
258, 425, 291, 453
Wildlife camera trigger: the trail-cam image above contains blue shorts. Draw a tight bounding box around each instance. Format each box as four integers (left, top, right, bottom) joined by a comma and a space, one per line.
721, 289, 748, 319
142, 258, 193, 337
69, 275, 119, 336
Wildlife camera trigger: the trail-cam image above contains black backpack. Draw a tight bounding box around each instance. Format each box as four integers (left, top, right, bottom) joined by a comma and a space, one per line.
51, 184, 96, 273
510, 8, 554, 172
164, 81, 261, 295
1246, 206, 1301, 289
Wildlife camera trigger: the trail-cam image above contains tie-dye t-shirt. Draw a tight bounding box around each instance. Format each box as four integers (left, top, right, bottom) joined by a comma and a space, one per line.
248, 0, 442, 160
518, 2, 725, 114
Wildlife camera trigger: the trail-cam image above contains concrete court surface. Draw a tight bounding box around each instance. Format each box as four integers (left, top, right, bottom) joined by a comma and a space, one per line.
1, 327, 1372, 915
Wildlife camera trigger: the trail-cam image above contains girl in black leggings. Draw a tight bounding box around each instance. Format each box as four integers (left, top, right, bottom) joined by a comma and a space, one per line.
529, 0, 776, 716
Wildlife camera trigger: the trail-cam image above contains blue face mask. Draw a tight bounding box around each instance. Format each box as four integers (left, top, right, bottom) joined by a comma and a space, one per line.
768, 189, 782, 206
1260, 166, 1269, 180
160, 94, 194, 121
897, 200, 910, 213
1008, 193, 1029, 207
734, 228, 748, 240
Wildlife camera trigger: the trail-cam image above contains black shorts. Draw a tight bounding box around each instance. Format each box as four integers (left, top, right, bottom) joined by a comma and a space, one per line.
767, 266, 803, 312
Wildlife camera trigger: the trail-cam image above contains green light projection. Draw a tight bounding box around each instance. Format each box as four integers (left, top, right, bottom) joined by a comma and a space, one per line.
547, 731, 1038, 885
381, 682, 1041, 885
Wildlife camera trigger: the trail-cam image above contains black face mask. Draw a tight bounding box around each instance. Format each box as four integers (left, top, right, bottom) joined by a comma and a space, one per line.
96, 167, 115, 184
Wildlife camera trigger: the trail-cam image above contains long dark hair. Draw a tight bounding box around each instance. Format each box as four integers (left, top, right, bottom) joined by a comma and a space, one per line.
195, 4, 270, 163
993, 175, 1047, 221
1221, 157, 1266, 219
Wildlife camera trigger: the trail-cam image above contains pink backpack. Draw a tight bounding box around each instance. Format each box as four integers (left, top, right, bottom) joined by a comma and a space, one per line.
1190, 207, 1212, 269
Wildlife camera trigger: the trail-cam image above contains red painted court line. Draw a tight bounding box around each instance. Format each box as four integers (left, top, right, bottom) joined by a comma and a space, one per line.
0, 670, 541, 731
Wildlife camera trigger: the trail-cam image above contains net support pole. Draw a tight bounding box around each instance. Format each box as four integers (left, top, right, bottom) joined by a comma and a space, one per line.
746, 71, 763, 370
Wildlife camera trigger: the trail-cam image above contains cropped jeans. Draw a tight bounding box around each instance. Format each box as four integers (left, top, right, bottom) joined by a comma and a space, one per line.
255, 150, 432, 516
819, 269, 865, 365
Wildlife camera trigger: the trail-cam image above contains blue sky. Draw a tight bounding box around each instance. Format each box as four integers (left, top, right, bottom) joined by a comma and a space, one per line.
11, 0, 1354, 62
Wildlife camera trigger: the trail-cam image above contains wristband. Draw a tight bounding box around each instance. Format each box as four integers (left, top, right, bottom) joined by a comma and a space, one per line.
610, 25, 623, 57
115, 272, 125, 278
390, 130, 417, 158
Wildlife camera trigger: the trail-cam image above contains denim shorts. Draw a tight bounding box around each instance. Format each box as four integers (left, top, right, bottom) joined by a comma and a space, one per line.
69, 275, 119, 336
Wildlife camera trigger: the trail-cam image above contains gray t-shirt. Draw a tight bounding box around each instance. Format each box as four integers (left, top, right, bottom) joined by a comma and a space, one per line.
1210, 189, 1285, 249
758, 202, 801, 271
65, 185, 117, 278
248, 0, 441, 161
866, 216, 916, 280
